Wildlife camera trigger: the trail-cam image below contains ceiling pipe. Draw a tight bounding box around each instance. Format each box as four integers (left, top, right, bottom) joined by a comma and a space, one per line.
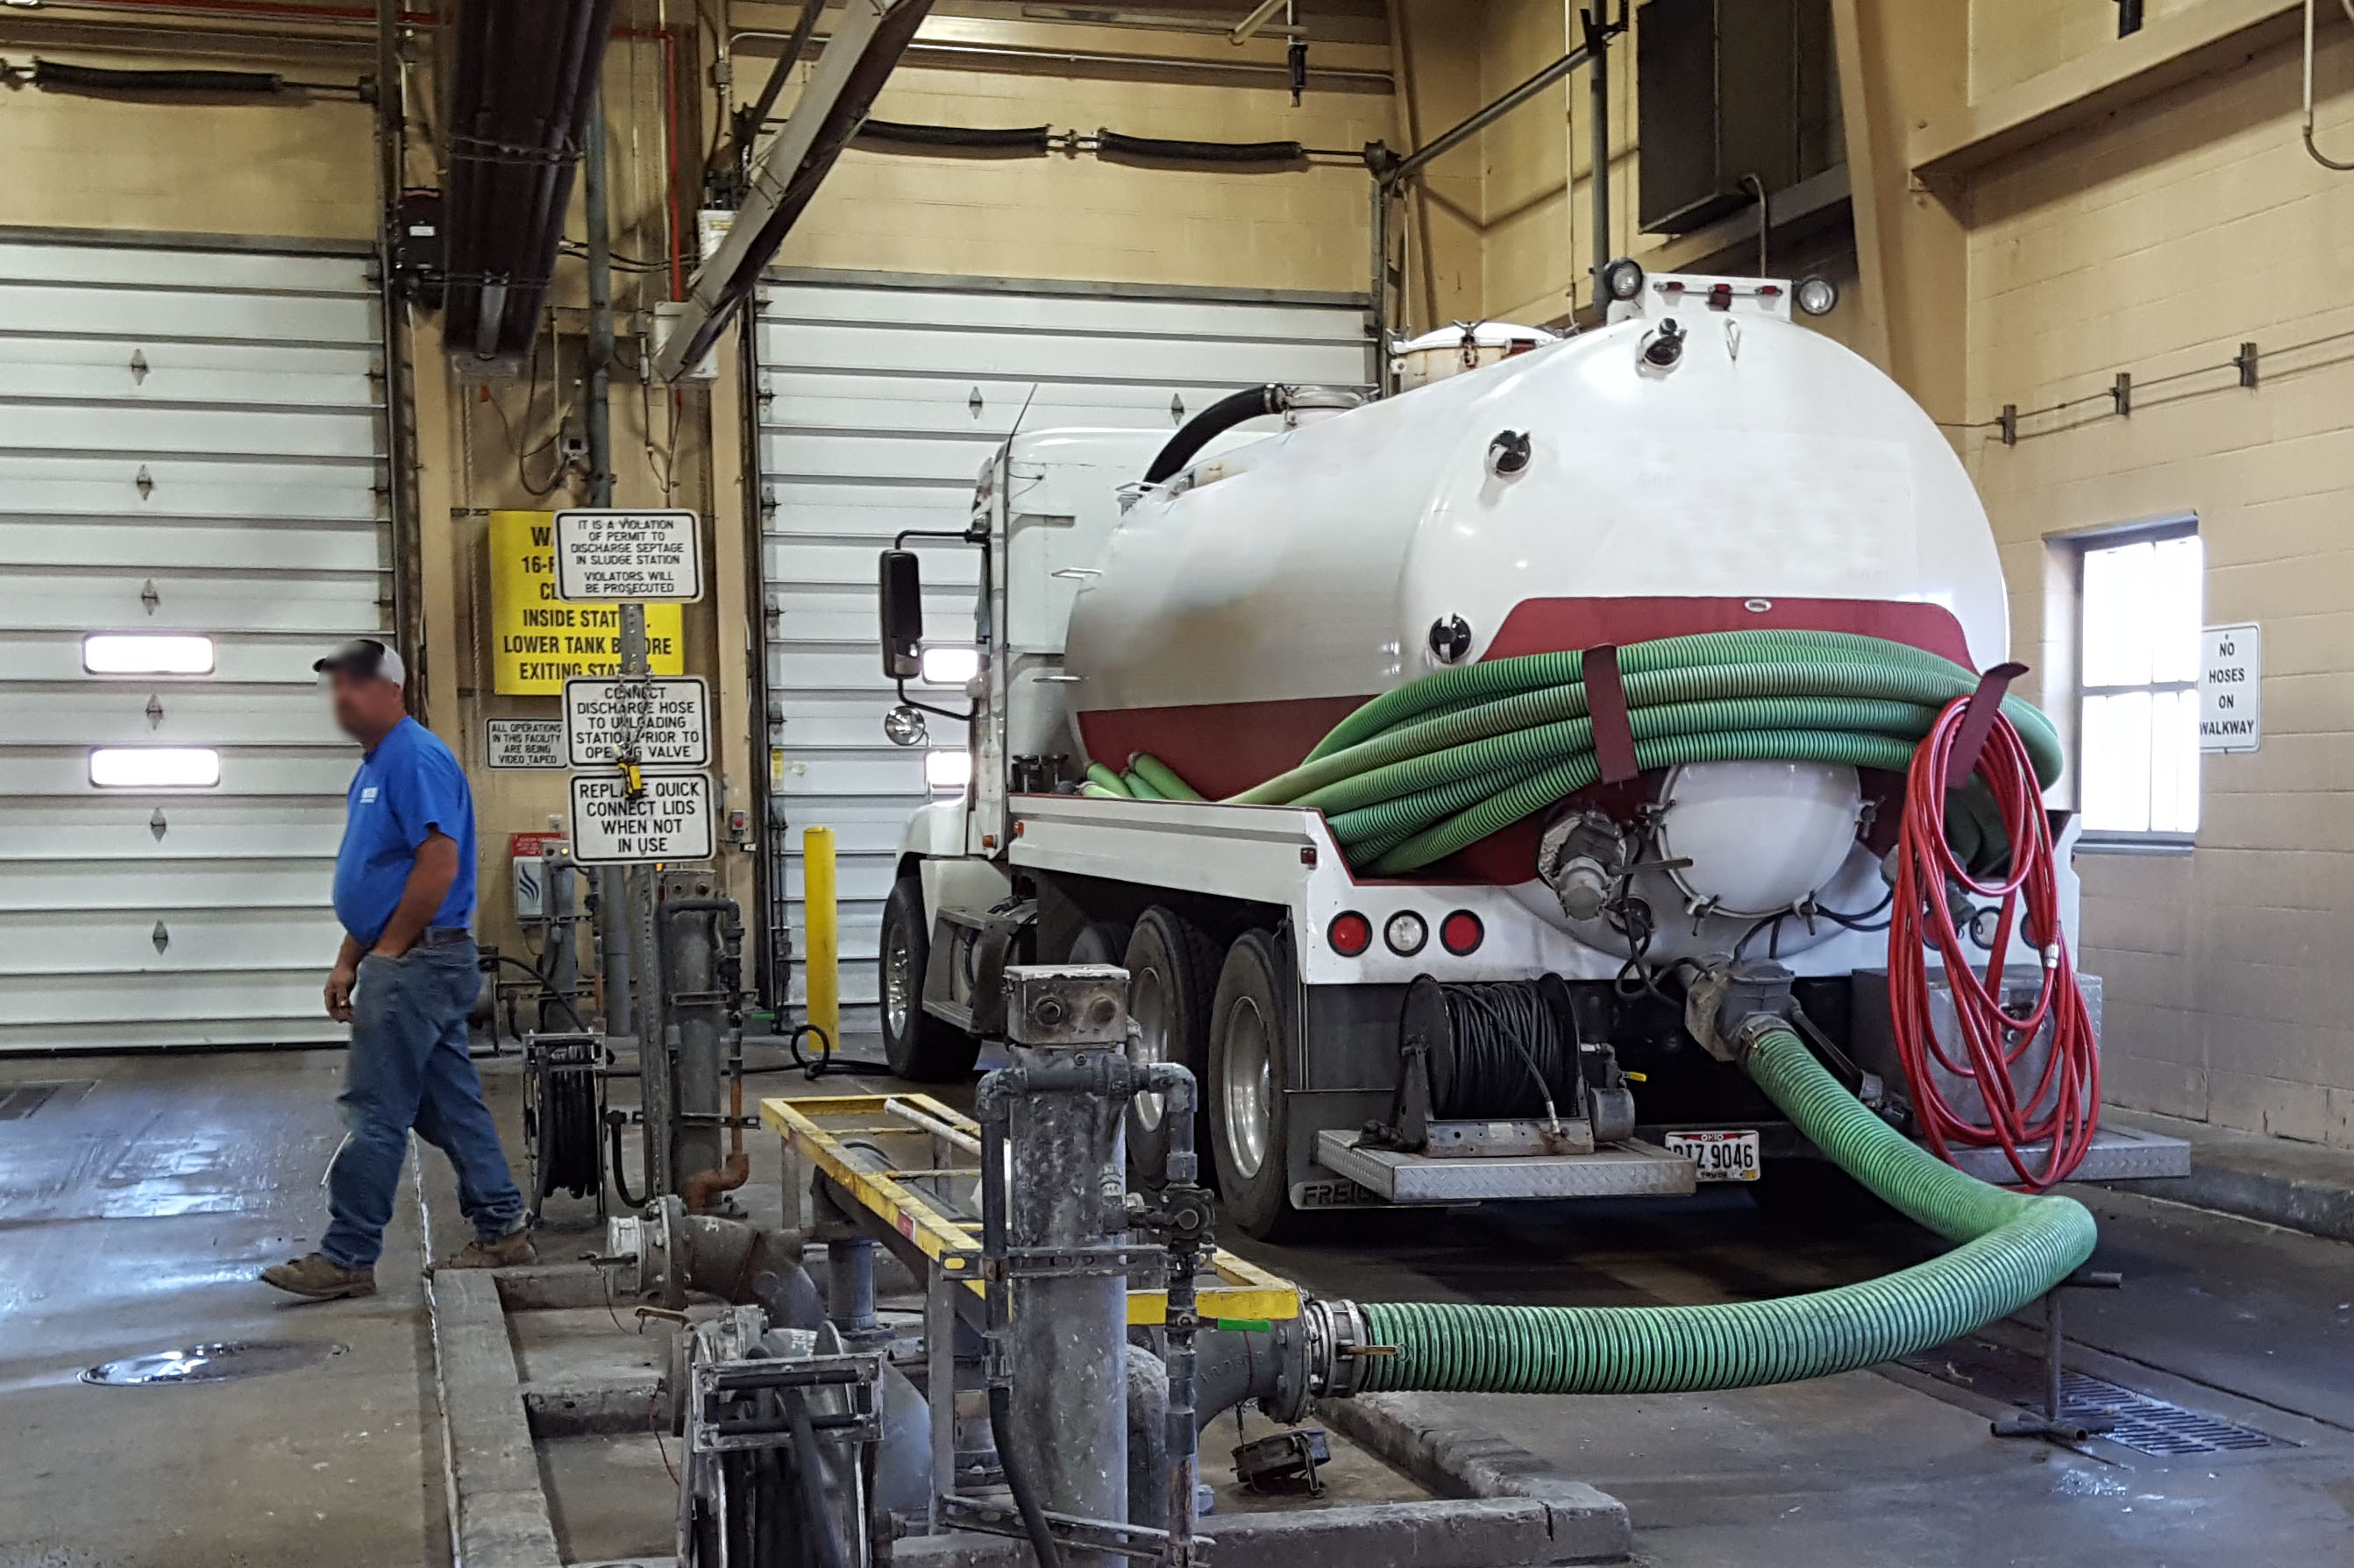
440, 0, 616, 365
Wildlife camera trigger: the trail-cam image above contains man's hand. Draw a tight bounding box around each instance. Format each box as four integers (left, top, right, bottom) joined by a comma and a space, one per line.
325, 961, 358, 1023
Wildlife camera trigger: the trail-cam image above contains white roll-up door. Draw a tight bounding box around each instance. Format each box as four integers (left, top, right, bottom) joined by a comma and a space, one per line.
753, 268, 1371, 1036
0, 234, 388, 1053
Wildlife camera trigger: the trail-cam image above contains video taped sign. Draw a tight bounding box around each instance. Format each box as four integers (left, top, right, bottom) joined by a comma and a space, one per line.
569, 771, 715, 864
564, 675, 708, 768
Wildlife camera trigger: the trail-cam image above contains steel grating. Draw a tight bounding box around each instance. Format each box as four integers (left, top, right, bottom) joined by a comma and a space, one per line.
1901, 1337, 2294, 1457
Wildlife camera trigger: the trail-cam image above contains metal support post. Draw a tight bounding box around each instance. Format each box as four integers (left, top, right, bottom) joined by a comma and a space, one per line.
1992, 1269, 2123, 1444
805, 825, 841, 1050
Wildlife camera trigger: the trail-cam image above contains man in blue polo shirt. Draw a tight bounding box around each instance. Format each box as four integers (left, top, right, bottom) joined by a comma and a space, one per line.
262, 638, 534, 1299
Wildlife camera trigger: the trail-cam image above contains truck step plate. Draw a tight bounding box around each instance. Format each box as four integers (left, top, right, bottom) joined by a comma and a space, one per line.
1312, 1128, 1698, 1203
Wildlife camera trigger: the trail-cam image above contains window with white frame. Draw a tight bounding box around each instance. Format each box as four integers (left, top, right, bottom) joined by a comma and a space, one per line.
2077, 525, 2202, 840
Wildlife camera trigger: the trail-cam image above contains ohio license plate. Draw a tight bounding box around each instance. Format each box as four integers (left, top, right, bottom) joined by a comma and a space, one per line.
1667, 1129, 1761, 1182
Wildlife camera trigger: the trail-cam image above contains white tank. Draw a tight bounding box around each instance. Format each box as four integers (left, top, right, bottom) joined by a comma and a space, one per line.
1060, 273, 2009, 958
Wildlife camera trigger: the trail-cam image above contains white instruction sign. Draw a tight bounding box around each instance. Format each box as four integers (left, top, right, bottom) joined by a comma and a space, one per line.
485, 718, 565, 769
569, 771, 715, 864
553, 508, 704, 602
2200, 622, 2261, 753
563, 676, 709, 768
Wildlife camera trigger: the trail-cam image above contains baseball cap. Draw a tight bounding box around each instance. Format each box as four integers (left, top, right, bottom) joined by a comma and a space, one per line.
313, 637, 407, 686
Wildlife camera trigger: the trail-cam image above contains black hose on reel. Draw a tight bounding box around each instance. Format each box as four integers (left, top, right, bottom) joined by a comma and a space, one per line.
530, 1044, 602, 1201
1407, 977, 1583, 1124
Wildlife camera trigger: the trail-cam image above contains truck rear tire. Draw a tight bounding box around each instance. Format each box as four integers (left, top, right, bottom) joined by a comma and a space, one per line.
1122, 907, 1220, 1188
1066, 921, 1131, 965
1207, 929, 1303, 1239
878, 876, 979, 1082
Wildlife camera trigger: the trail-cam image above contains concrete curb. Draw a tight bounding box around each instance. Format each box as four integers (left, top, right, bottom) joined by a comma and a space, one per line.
893, 1497, 1619, 1568
1314, 1394, 1632, 1562
427, 1270, 565, 1568
2098, 1108, 2354, 1245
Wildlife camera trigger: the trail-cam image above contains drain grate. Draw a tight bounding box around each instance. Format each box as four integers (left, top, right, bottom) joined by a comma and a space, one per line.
0, 1081, 92, 1121
1902, 1337, 2294, 1457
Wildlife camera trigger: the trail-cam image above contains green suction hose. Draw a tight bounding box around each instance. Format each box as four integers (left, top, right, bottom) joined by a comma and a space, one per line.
1352, 1024, 2098, 1395
1115, 631, 2060, 876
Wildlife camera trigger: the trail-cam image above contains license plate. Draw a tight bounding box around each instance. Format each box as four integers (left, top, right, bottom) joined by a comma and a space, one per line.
1667, 1130, 1761, 1182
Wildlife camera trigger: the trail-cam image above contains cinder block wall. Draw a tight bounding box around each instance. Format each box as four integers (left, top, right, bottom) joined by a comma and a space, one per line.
1962, 29, 2354, 1146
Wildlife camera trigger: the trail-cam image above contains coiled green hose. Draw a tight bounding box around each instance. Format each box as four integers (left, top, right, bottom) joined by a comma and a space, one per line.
1121, 631, 2059, 876
1355, 1024, 2098, 1395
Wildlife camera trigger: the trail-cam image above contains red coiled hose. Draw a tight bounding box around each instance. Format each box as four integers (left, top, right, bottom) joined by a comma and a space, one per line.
1888, 698, 2100, 1190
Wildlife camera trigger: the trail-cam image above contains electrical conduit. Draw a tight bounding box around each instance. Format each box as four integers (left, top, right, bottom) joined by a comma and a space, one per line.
1352, 1023, 2098, 1394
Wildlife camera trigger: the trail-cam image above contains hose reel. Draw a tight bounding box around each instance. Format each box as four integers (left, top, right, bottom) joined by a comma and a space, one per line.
1374, 976, 1636, 1155
523, 1032, 606, 1215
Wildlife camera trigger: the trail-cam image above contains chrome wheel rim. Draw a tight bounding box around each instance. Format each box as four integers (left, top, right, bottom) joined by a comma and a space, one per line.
884, 922, 914, 1039
1130, 965, 1169, 1132
1222, 996, 1271, 1179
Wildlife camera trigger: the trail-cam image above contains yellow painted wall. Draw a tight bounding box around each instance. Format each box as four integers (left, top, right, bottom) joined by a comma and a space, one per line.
0, 46, 375, 238
776, 42, 1394, 290
1968, 0, 2208, 103
1960, 30, 2354, 1144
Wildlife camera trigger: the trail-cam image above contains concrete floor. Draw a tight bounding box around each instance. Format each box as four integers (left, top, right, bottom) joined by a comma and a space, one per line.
7, 1045, 2354, 1566
0, 1050, 445, 1568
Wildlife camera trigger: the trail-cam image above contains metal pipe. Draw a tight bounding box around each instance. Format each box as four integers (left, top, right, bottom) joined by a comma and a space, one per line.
729, 29, 1392, 89
827, 1237, 882, 1338
373, 0, 420, 715
1386, 42, 1590, 187
584, 81, 615, 508
1126, 1345, 1170, 1531
885, 1096, 984, 1156
1587, 7, 1611, 300
662, 899, 729, 1201
1369, 175, 1392, 393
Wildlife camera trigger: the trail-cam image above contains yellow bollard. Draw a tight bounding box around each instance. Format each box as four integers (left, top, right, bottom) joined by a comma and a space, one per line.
802, 825, 840, 1054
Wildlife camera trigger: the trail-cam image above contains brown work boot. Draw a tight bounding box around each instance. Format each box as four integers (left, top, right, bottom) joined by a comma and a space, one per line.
427, 1226, 536, 1274
260, 1252, 376, 1301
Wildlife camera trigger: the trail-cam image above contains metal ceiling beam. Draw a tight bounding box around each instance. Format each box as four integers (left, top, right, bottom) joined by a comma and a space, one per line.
655, 0, 936, 381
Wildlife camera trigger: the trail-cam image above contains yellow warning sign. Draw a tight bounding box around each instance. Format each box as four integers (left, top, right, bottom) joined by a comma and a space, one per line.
489, 510, 686, 694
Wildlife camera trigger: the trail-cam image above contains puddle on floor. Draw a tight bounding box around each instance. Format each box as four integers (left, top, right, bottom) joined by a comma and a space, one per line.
82, 1339, 349, 1387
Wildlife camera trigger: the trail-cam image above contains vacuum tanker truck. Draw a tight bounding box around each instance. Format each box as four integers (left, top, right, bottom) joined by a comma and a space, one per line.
867, 266, 2187, 1238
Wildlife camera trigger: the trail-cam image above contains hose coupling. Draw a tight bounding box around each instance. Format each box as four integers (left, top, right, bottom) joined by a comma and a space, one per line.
1683, 959, 1796, 1063
1300, 1297, 1381, 1400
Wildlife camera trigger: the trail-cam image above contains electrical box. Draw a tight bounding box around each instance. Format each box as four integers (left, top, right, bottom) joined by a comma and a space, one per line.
394, 188, 446, 307
511, 830, 566, 921
1635, 0, 1837, 237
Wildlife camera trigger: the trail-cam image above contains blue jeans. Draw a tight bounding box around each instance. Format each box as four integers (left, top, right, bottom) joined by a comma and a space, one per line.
323, 940, 523, 1270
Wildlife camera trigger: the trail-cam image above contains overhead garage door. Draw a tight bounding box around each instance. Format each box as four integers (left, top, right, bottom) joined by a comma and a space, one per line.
0, 234, 388, 1053
753, 268, 1372, 1035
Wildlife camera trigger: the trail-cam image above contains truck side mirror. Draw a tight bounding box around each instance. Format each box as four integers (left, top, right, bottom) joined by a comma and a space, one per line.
880, 549, 924, 679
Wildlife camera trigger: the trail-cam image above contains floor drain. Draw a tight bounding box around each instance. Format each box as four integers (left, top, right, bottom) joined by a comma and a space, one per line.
82, 1340, 350, 1387
0, 1081, 92, 1121
1902, 1337, 2294, 1457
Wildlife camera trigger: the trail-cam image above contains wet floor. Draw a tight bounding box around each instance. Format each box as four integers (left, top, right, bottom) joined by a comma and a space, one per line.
10, 1043, 2354, 1566
0, 1049, 444, 1568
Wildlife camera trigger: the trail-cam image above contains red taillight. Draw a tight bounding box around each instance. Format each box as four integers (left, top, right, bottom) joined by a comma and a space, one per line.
1439, 910, 1484, 956
1326, 912, 1372, 957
